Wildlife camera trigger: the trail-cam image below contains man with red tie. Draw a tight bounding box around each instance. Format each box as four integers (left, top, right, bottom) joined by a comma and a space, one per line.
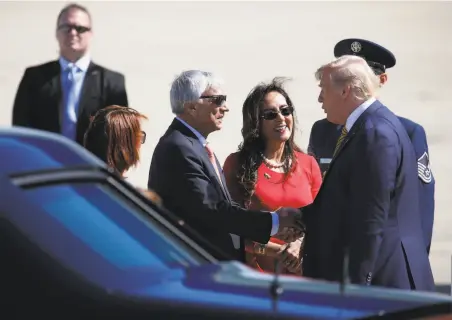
148, 70, 303, 262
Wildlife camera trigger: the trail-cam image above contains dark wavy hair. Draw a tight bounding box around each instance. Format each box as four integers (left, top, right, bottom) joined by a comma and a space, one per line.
236, 77, 302, 208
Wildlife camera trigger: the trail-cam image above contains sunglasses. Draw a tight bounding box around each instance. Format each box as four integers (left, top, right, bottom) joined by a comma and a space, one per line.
261, 106, 294, 121
58, 24, 91, 34
140, 131, 146, 144
200, 95, 227, 106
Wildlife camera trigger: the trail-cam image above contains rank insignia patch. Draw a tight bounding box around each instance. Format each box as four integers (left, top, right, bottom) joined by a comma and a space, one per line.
417, 151, 432, 183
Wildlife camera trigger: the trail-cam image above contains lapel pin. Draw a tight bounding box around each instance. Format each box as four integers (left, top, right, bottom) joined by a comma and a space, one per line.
264, 173, 271, 179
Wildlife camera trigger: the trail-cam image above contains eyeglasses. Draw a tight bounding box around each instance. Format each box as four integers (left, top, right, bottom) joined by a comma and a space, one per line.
200, 95, 227, 106
58, 24, 91, 34
140, 131, 146, 144
261, 106, 294, 120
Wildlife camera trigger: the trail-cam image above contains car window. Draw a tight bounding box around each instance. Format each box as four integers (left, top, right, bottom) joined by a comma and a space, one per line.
21, 182, 206, 290
0, 137, 105, 175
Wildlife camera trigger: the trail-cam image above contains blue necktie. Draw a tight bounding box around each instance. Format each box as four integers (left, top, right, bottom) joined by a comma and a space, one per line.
61, 64, 78, 140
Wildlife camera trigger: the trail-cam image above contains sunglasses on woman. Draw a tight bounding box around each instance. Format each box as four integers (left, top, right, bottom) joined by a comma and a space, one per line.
200, 95, 227, 106
261, 106, 294, 120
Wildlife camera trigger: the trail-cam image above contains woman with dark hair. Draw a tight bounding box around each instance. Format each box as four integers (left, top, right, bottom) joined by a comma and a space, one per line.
84, 105, 147, 178
223, 78, 322, 275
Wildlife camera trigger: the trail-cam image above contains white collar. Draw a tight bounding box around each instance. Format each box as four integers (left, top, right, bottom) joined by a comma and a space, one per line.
59, 54, 91, 72
345, 97, 376, 131
175, 117, 208, 147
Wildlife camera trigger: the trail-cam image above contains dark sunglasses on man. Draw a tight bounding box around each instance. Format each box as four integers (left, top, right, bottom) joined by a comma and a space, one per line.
261, 106, 294, 121
58, 24, 91, 34
200, 95, 227, 106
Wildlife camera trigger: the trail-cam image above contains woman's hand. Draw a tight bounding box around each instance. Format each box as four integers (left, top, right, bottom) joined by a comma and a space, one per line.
279, 239, 303, 274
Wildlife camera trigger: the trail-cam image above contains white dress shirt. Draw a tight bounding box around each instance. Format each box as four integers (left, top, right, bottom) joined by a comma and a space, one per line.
345, 97, 377, 132
58, 54, 91, 139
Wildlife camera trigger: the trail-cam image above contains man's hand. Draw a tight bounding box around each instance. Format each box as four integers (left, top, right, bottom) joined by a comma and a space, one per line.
274, 207, 305, 242
276, 242, 302, 274
284, 239, 303, 274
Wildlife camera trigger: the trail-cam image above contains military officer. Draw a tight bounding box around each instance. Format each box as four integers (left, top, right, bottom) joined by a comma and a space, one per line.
308, 38, 435, 254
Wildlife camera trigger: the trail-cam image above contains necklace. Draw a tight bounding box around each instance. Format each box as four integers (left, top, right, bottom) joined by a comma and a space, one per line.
260, 152, 286, 169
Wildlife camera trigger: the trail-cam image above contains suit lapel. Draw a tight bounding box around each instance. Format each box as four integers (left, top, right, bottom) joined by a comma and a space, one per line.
49, 62, 62, 97
170, 119, 230, 200
45, 62, 63, 129
194, 138, 231, 200
322, 101, 383, 183
77, 62, 101, 118
215, 155, 233, 202
195, 140, 230, 200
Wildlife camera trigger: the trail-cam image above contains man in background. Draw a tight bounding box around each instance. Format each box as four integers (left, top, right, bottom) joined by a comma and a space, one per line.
12, 3, 128, 145
308, 38, 435, 254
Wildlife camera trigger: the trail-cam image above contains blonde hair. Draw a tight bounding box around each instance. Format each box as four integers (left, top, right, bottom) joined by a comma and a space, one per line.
315, 55, 380, 101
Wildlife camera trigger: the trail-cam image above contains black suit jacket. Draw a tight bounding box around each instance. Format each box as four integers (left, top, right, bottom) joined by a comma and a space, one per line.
302, 101, 435, 291
148, 119, 272, 261
12, 60, 128, 144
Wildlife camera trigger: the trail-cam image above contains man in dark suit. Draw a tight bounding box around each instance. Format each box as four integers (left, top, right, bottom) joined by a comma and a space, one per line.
308, 38, 435, 255
12, 3, 128, 145
148, 70, 304, 262
301, 55, 435, 291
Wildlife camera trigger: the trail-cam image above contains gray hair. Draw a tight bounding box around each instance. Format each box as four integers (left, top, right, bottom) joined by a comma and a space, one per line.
170, 70, 224, 115
315, 55, 380, 101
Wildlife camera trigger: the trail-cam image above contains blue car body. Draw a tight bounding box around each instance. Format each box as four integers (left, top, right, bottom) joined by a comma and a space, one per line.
1, 127, 451, 320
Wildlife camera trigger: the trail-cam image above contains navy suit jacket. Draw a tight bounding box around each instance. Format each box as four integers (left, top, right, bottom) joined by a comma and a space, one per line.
308, 116, 435, 254
148, 119, 272, 261
302, 101, 435, 291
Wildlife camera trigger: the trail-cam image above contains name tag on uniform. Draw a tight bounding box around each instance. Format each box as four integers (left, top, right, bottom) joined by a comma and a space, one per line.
320, 158, 332, 164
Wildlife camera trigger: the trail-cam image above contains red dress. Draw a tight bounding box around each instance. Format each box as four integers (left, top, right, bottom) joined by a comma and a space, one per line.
223, 151, 322, 273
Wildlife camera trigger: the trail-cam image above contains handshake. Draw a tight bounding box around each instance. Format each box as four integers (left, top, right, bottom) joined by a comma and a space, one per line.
274, 207, 305, 243
274, 208, 306, 242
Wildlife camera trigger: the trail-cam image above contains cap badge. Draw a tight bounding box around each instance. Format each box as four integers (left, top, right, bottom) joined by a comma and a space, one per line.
351, 41, 362, 53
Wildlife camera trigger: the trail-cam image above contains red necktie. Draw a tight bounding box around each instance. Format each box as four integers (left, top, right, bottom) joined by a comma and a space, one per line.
205, 142, 222, 182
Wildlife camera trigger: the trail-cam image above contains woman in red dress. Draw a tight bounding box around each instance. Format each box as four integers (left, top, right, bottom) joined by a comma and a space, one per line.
223, 78, 322, 275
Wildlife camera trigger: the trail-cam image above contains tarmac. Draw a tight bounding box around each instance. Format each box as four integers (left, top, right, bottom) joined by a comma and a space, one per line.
0, 1, 450, 291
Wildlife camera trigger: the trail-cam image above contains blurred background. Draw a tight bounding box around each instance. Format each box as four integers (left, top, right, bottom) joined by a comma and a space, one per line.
1, 1, 450, 288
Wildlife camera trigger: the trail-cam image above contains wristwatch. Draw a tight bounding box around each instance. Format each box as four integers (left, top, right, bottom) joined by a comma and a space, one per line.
254, 243, 266, 255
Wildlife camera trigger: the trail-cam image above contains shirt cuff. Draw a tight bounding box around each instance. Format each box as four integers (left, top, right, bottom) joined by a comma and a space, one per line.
270, 212, 279, 236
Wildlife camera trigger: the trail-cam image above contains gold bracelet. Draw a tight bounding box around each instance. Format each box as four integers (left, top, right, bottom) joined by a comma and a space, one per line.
254, 243, 266, 255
